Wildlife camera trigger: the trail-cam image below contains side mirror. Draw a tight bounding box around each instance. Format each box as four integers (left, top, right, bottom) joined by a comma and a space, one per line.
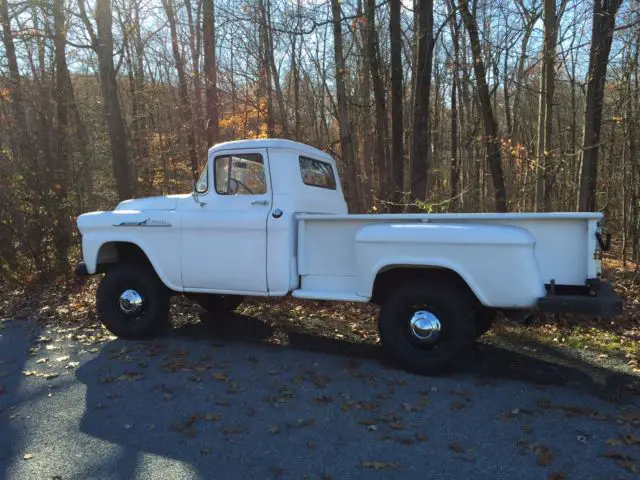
192, 179, 207, 207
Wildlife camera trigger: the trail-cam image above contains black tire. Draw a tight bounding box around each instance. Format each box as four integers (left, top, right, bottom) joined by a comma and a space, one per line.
194, 294, 244, 313
474, 307, 495, 338
96, 263, 170, 339
377, 280, 477, 374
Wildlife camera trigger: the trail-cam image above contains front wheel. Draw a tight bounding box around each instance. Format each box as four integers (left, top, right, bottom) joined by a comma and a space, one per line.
96, 263, 170, 339
377, 280, 477, 374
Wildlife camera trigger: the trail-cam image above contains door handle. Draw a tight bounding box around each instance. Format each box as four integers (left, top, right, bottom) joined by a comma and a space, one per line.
251, 200, 268, 206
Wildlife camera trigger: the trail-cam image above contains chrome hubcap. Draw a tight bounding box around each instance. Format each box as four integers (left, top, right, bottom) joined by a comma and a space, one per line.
119, 289, 143, 315
408, 310, 441, 343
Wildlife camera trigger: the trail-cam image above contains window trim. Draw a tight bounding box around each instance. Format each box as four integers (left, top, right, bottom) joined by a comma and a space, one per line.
299, 155, 337, 190
213, 152, 267, 196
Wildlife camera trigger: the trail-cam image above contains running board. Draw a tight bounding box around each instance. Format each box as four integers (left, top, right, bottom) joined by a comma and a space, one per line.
291, 290, 369, 303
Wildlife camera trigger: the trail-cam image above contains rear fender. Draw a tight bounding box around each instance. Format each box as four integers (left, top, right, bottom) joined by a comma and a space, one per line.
355, 223, 546, 308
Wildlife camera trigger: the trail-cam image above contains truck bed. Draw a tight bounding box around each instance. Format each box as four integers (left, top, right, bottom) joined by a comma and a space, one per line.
293, 212, 603, 303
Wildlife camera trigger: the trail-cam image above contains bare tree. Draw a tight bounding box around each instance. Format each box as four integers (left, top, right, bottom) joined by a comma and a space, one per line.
458, 0, 508, 212
410, 0, 434, 204
78, 0, 134, 200
330, 0, 361, 211
203, 0, 220, 145
389, 0, 404, 210
579, 0, 625, 211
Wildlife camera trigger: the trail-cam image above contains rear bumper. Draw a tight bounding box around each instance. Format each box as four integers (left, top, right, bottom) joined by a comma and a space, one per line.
536, 281, 623, 317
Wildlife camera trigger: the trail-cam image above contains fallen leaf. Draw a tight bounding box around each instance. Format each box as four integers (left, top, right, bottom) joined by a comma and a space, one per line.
449, 442, 465, 453
389, 422, 405, 430
293, 417, 314, 428
23, 454, 33, 460
603, 452, 637, 473
362, 461, 398, 470
212, 371, 228, 381
221, 426, 243, 434
204, 413, 222, 421
394, 436, 414, 445
268, 425, 280, 434
547, 472, 566, 480
622, 434, 640, 445
534, 444, 554, 466
402, 403, 421, 413
351, 414, 373, 424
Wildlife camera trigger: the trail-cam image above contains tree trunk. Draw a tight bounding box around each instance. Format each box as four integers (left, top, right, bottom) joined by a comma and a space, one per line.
389, 0, 404, 210
536, 0, 558, 212
578, 0, 624, 211
458, 0, 508, 212
366, 0, 390, 206
511, 9, 538, 146
410, 0, 434, 204
330, 0, 361, 212
357, 0, 374, 208
162, 0, 199, 180
263, 0, 289, 137
92, 0, 134, 200
186, 0, 204, 149
203, 0, 219, 145
535, 60, 546, 211
53, 0, 72, 268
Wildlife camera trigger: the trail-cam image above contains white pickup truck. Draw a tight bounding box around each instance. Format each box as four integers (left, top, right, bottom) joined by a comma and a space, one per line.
75, 139, 622, 373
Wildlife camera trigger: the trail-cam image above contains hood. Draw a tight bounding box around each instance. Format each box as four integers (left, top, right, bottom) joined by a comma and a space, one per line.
114, 194, 191, 211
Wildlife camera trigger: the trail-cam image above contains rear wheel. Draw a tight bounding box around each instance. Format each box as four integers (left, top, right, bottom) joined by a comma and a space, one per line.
377, 280, 477, 374
96, 263, 170, 339
193, 294, 244, 313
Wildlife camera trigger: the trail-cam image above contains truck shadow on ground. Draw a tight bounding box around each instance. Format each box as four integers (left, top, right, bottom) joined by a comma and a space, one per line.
71, 309, 639, 479
172, 310, 639, 404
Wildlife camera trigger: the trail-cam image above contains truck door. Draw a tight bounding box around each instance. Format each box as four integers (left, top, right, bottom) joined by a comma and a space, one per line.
180, 148, 271, 293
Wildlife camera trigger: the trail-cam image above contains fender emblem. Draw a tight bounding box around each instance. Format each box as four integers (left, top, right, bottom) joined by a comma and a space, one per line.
114, 217, 172, 227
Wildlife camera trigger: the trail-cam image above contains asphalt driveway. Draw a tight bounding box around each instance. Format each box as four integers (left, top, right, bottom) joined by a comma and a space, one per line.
1, 313, 639, 480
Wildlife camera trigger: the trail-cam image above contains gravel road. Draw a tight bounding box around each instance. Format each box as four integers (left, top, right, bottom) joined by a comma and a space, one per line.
1, 313, 639, 480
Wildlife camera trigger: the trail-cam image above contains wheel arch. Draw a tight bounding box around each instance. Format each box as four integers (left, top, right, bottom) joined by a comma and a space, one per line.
92, 240, 180, 292
369, 263, 485, 306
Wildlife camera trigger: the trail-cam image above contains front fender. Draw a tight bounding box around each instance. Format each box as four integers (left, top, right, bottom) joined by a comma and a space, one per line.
355, 222, 546, 308
78, 210, 183, 292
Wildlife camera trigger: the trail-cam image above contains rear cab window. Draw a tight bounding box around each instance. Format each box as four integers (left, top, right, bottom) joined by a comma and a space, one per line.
299, 156, 336, 190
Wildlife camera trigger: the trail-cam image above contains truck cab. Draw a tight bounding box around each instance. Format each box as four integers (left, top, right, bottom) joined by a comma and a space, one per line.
75, 139, 623, 375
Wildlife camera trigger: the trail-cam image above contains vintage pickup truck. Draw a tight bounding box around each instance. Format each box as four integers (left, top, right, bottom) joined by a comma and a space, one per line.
75, 139, 622, 373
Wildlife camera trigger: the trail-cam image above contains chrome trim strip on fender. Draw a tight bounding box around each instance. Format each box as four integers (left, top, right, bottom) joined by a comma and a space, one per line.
113, 218, 172, 227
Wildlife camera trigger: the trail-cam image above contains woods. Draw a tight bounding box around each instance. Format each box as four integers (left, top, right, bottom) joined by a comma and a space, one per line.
0, 0, 639, 282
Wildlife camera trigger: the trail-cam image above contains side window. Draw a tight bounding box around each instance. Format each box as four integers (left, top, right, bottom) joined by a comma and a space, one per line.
299, 156, 336, 190
215, 153, 267, 195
